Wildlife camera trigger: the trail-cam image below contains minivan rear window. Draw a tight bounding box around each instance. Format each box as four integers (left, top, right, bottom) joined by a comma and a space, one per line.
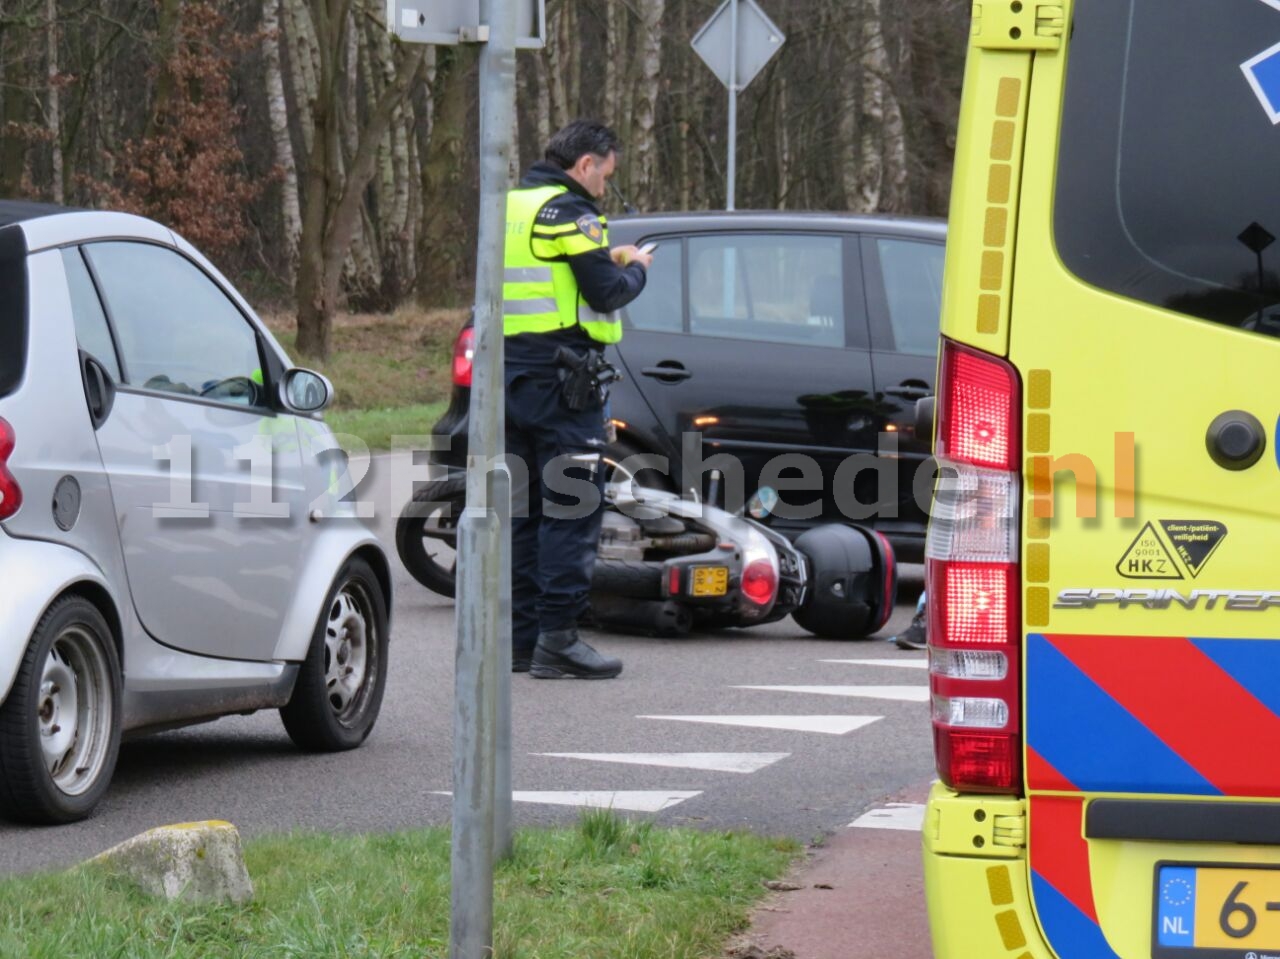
0, 225, 27, 398
1056, 0, 1280, 334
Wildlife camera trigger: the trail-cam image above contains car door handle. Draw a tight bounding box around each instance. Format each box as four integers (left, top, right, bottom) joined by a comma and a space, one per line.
642, 363, 693, 382
886, 383, 931, 401
80, 350, 117, 429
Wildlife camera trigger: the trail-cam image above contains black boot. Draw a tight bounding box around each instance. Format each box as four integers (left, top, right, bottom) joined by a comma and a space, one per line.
530, 628, 622, 680
512, 652, 533, 673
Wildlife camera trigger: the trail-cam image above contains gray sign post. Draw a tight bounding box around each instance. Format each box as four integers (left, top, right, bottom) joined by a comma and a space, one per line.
388, 1, 533, 956
691, 0, 785, 211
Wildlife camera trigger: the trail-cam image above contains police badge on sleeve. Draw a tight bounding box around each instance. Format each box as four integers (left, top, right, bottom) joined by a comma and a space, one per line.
575, 214, 605, 244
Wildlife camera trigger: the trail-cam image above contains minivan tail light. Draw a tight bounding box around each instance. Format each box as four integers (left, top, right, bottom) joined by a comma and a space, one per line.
452, 327, 475, 388
927, 339, 1022, 794
0, 416, 21, 521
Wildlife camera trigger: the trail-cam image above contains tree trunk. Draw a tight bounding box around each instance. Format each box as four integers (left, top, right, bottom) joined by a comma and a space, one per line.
45, 0, 62, 204
417, 44, 477, 305
547, 1, 569, 131
262, 0, 300, 279
848, 0, 888, 213
630, 0, 664, 211
283, 0, 319, 155
294, 0, 424, 360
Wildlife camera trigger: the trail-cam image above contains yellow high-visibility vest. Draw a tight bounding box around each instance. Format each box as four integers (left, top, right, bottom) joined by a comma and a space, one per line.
502, 184, 622, 345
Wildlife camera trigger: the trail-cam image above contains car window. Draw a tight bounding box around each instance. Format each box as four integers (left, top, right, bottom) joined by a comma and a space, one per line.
622, 240, 684, 332
0, 227, 25, 399
687, 234, 845, 348
83, 242, 263, 406
61, 248, 122, 382
875, 239, 943, 355
1056, 0, 1280, 333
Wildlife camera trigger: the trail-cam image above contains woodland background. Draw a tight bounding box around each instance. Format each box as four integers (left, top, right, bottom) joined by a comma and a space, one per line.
0, 0, 969, 359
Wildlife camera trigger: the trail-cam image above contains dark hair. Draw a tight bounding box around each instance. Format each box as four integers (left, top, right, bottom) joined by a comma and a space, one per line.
545, 120, 622, 170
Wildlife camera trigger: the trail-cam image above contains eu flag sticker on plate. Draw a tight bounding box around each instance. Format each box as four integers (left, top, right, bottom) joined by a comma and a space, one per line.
1243, 39, 1280, 123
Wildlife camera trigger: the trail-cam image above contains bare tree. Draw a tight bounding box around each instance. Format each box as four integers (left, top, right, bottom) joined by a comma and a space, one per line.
293, 0, 425, 359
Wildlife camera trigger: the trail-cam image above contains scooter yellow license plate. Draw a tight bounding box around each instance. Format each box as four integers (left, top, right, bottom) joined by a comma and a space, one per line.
691, 566, 729, 597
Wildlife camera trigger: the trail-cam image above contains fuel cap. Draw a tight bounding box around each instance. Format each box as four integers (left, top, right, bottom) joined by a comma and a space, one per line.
1206, 411, 1266, 470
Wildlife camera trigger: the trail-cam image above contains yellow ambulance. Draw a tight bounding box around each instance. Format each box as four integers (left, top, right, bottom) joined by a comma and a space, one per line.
923, 1, 1280, 956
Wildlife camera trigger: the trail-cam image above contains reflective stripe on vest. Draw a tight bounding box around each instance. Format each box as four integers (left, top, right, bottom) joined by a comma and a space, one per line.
502, 184, 622, 345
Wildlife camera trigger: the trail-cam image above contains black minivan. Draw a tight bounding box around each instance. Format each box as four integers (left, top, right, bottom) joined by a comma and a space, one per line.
407, 211, 943, 594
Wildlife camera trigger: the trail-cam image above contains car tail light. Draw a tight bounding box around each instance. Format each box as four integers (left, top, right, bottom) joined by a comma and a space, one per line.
742, 558, 778, 606
927, 339, 1021, 794
452, 327, 475, 388
0, 416, 21, 521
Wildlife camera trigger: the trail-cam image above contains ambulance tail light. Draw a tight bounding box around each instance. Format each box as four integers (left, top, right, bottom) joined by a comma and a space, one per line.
927, 339, 1022, 794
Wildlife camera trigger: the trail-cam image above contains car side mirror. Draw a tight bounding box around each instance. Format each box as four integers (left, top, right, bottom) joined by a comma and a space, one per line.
746, 486, 779, 520
280, 368, 333, 414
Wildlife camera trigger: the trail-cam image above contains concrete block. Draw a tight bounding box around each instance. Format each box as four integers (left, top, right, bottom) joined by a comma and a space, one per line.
88, 820, 254, 904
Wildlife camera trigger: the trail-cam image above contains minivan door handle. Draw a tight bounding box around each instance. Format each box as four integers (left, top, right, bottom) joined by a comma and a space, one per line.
642, 362, 693, 383
80, 350, 117, 429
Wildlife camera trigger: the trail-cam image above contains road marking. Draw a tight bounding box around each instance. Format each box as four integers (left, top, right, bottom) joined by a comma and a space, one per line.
431, 790, 701, 812
535, 752, 790, 774
849, 803, 926, 831
734, 685, 929, 702
820, 659, 929, 670
639, 715, 882, 735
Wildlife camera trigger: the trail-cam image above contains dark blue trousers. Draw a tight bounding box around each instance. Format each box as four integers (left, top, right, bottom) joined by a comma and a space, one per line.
505, 372, 607, 658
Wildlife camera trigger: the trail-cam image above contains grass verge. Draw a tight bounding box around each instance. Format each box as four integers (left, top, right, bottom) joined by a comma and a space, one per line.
0, 812, 798, 958
326, 401, 449, 453
263, 306, 464, 410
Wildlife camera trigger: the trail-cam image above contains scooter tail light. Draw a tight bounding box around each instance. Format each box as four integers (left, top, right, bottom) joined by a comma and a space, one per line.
452, 327, 475, 388
0, 416, 21, 522
742, 558, 777, 606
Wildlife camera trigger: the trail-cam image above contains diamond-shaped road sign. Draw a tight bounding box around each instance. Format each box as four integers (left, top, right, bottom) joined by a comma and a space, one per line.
692, 0, 786, 91
387, 0, 544, 47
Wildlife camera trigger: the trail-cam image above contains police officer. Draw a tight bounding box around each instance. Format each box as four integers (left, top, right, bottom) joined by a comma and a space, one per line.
503, 120, 653, 680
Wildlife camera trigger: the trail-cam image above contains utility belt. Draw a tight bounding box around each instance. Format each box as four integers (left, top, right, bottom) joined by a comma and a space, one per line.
554, 346, 620, 412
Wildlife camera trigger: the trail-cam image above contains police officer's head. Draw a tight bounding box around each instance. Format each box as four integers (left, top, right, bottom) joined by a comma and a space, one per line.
546, 120, 622, 201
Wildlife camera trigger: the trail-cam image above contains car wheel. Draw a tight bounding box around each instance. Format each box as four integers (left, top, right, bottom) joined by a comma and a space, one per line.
395, 476, 465, 598
280, 557, 389, 752
0, 595, 122, 824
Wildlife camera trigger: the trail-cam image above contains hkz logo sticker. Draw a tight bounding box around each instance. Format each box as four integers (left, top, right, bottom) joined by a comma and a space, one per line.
1116, 520, 1227, 580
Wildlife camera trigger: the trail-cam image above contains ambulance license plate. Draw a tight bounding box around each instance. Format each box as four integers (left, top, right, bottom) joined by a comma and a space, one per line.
691, 566, 729, 597
1154, 863, 1280, 957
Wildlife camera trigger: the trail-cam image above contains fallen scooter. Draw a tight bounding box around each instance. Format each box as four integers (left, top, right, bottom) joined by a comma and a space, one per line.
395, 469, 897, 639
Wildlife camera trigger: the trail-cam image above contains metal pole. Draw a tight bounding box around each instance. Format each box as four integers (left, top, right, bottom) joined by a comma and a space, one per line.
726, 0, 739, 211
450, 0, 516, 954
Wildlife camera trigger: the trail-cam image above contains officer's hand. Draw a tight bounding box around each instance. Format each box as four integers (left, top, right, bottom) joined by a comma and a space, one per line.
611, 245, 653, 270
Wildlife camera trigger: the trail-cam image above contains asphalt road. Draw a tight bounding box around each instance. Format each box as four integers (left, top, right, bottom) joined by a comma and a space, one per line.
0, 453, 934, 877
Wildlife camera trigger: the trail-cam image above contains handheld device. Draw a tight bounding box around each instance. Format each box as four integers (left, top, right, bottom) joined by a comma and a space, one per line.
638, 241, 659, 255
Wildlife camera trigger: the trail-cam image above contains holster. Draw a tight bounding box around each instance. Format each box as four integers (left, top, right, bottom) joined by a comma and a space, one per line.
555, 347, 620, 412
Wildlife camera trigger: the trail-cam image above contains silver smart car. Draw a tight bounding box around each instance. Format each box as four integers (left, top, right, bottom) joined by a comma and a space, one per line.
0, 203, 392, 824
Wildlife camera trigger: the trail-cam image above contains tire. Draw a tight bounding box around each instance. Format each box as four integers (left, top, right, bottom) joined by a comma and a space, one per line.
281, 557, 389, 752
606, 440, 675, 492
591, 558, 664, 598
397, 442, 667, 599
395, 476, 466, 598
0, 595, 122, 824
